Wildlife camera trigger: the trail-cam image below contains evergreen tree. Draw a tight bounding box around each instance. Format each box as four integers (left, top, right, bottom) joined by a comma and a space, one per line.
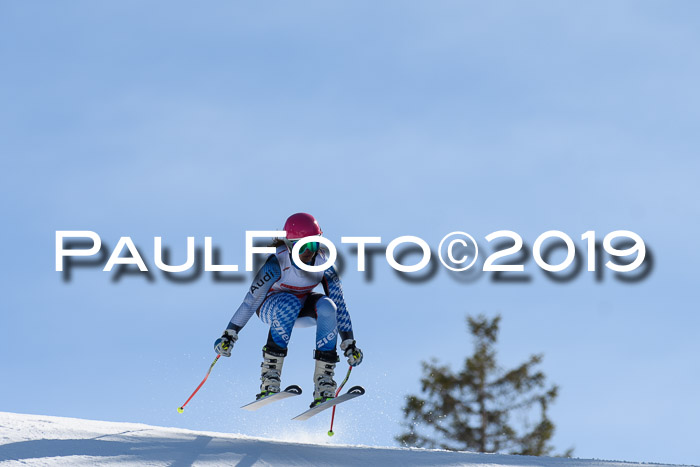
397, 314, 570, 456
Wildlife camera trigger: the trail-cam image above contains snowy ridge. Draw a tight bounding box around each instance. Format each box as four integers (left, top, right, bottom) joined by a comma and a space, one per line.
0, 412, 686, 466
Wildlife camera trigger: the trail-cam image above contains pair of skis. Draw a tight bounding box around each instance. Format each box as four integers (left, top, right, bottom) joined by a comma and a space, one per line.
178, 356, 363, 429
240, 384, 365, 421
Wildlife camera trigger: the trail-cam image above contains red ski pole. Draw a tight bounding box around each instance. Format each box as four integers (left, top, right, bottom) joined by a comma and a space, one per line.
328, 365, 353, 436
178, 355, 220, 413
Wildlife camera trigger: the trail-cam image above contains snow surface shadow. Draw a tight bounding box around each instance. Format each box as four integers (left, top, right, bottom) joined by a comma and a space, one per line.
0, 434, 663, 467
91, 428, 149, 440
0, 435, 215, 466
169, 435, 214, 467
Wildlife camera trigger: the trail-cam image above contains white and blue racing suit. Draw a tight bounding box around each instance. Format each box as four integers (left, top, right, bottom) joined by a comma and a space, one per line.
225, 245, 354, 353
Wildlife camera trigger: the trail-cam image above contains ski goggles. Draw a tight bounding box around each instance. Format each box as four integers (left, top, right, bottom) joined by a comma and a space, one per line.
285, 239, 320, 254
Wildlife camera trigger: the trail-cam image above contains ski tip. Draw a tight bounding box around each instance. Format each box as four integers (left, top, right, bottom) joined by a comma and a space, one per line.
347, 385, 365, 395
284, 385, 302, 394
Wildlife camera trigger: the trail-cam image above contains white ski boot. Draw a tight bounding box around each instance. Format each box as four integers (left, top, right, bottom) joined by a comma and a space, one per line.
257, 347, 286, 400
311, 350, 339, 407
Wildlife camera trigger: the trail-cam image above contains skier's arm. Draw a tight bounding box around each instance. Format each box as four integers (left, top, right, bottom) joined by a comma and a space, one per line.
322, 265, 354, 341
227, 254, 281, 332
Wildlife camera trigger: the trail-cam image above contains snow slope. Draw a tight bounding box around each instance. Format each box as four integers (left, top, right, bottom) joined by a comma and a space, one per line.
0, 412, 687, 467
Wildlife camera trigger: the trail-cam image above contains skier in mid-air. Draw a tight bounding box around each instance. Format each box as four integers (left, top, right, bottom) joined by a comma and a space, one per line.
214, 213, 363, 408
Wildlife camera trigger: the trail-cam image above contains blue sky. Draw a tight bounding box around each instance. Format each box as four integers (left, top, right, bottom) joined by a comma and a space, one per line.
1, 2, 699, 465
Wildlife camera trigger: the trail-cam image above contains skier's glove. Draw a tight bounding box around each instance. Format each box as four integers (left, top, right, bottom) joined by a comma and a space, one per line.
214, 329, 238, 357
340, 339, 363, 367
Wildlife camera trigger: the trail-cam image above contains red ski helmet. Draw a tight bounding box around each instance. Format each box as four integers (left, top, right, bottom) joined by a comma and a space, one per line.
283, 213, 322, 240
